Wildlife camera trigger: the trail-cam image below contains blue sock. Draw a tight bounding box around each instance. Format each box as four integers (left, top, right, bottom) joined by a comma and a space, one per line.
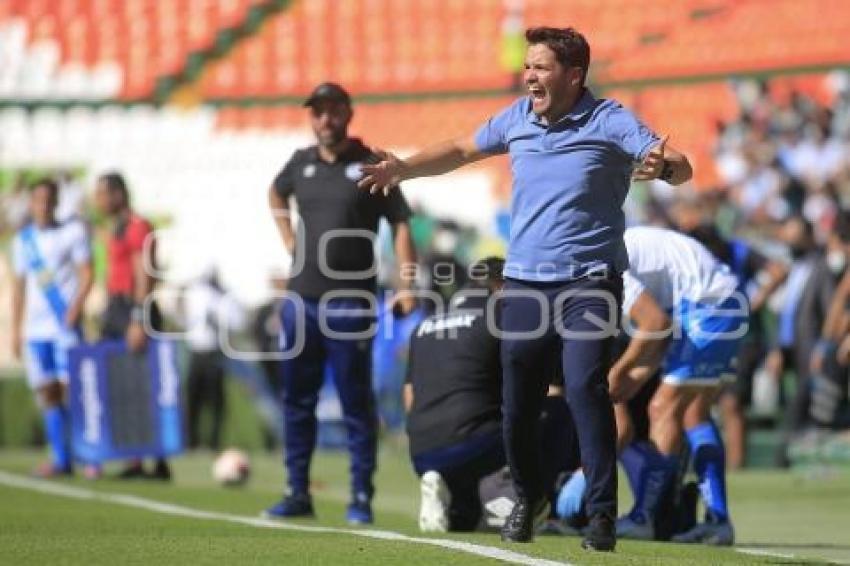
629, 442, 678, 524
687, 421, 729, 522
619, 443, 647, 496
43, 405, 71, 471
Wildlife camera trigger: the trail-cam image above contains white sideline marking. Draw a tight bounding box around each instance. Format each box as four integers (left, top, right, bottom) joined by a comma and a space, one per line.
0, 471, 567, 566
737, 547, 848, 565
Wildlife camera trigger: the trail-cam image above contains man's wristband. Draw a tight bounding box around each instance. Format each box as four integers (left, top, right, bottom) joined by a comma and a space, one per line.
130, 305, 145, 323
660, 160, 675, 183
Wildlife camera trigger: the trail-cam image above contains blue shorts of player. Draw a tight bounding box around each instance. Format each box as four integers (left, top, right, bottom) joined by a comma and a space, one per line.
25, 331, 81, 390
278, 296, 377, 499
663, 297, 747, 386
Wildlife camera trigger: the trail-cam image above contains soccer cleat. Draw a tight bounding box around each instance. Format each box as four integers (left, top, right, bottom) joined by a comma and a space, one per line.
262, 493, 316, 520
672, 520, 734, 546
500, 497, 549, 543
582, 512, 617, 551
419, 471, 450, 533
615, 513, 655, 540
32, 462, 72, 479
346, 493, 374, 525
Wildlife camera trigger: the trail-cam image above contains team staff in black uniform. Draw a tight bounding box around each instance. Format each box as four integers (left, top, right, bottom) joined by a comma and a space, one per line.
264, 83, 417, 525
405, 258, 578, 532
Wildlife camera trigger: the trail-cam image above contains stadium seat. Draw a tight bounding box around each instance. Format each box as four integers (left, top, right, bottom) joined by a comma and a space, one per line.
0, 0, 272, 100
602, 0, 850, 83
190, 0, 844, 100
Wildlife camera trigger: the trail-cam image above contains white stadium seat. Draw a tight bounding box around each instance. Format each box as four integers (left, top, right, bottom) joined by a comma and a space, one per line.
18, 40, 59, 99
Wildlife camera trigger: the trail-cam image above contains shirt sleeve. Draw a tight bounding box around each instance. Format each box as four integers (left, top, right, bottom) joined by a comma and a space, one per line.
605, 103, 660, 162
379, 186, 413, 224
272, 152, 299, 199
473, 101, 518, 155
622, 270, 647, 315
11, 235, 26, 276
69, 221, 92, 265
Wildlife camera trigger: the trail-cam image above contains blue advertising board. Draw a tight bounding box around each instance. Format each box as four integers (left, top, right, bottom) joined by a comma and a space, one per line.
67, 339, 183, 463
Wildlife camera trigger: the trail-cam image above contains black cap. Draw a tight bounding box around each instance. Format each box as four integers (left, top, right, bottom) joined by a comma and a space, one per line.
303, 82, 351, 107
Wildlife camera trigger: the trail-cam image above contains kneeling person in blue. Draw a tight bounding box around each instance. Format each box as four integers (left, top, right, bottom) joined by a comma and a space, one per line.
607, 226, 745, 546
10, 179, 93, 477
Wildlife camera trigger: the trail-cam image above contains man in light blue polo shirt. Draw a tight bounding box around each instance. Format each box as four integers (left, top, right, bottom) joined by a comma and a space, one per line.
359, 26, 692, 551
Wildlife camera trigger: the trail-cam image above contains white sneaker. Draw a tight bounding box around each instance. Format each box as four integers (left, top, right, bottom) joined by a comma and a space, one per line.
672, 521, 735, 546
615, 514, 655, 540
419, 471, 450, 533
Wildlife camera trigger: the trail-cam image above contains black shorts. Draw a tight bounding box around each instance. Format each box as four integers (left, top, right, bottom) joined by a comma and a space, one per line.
628, 371, 660, 442
721, 338, 765, 407
101, 295, 162, 340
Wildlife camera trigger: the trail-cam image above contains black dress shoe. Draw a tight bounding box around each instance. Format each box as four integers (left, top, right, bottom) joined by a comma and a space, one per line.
581, 512, 616, 551
501, 497, 548, 543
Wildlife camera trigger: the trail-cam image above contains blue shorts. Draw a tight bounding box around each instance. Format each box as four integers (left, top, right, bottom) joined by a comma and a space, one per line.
663, 298, 747, 387
24, 333, 79, 390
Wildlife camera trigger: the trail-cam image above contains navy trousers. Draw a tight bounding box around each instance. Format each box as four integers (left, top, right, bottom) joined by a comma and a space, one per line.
279, 296, 377, 498
500, 276, 621, 517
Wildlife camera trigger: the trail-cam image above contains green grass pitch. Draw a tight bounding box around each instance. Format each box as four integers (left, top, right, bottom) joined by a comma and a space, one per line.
1, 446, 848, 565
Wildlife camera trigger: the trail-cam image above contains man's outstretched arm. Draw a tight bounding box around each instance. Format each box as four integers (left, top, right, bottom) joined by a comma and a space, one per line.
358, 134, 487, 195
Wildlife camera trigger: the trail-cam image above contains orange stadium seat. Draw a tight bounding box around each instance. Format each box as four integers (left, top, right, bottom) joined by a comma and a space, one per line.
6, 0, 850, 98
213, 96, 516, 149
0, 0, 262, 100
767, 74, 837, 108
8, 0, 843, 102
602, 0, 850, 83
198, 0, 507, 99
197, 0, 742, 100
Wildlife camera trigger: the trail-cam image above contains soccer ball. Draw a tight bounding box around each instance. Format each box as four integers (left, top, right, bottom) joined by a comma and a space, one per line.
212, 448, 251, 486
